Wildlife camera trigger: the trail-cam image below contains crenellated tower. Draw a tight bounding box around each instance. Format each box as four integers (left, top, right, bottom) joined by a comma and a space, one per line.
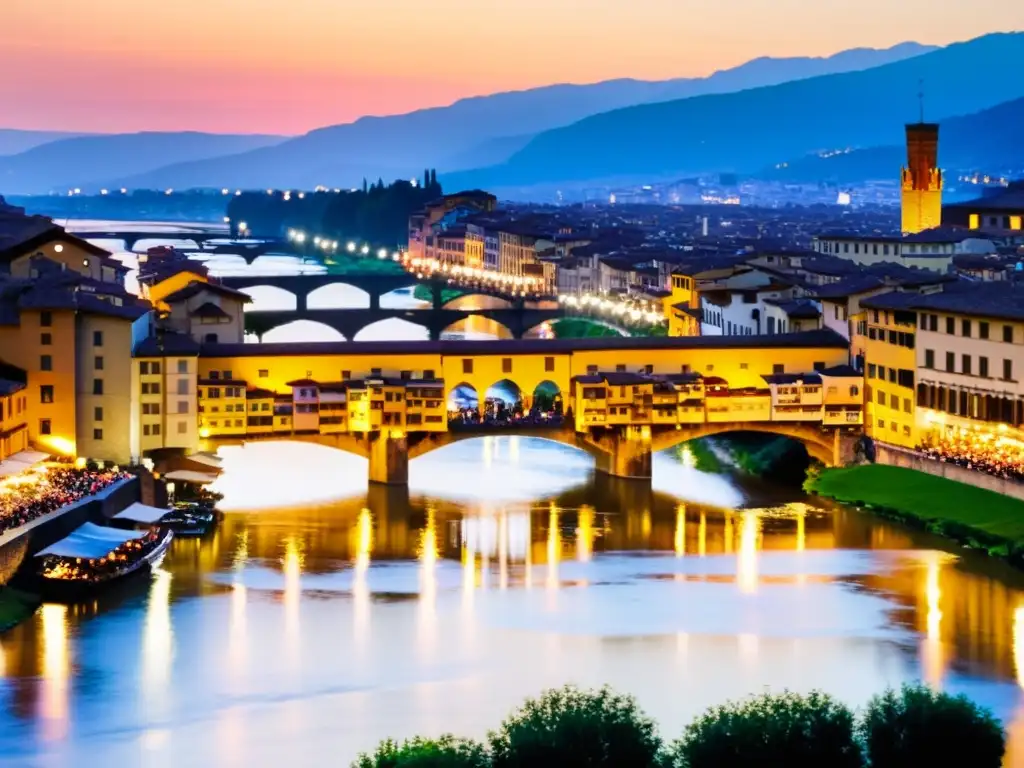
900, 121, 943, 234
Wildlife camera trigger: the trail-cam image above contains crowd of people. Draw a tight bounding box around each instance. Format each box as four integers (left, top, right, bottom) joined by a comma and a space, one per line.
918, 430, 1024, 484
448, 398, 564, 429
0, 464, 131, 535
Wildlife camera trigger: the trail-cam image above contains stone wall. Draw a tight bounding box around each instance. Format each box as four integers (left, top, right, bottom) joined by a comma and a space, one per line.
874, 442, 1024, 502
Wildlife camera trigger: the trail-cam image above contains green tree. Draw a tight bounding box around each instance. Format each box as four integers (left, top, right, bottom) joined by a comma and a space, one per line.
859, 684, 1005, 768
352, 736, 489, 768
488, 685, 662, 768
668, 691, 861, 768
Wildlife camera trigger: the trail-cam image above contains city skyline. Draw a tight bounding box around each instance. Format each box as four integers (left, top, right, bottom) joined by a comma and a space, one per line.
3, 1, 1023, 135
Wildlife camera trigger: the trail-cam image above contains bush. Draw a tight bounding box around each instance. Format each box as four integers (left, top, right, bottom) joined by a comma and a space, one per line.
352, 735, 490, 768
488, 685, 662, 768
668, 691, 861, 768
859, 684, 1005, 768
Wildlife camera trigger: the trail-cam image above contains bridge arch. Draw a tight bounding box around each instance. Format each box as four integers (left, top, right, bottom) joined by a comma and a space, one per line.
440, 317, 514, 340
649, 423, 840, 467
353, 317, 429, 342
442, 294, 514, 310
240, 285, 298, 312
307, 282, 371, 310
379, 283, 424, 308
531, 380, 563, 414
259, 320, 346, 343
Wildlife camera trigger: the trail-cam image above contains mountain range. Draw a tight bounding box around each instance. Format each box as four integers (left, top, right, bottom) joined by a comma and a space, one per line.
0, 129, 91, 157
0, 42, 933, 195
444, 32, 1024, 194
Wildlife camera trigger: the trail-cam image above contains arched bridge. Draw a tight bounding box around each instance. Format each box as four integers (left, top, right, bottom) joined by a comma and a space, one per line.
243, 306, 563, 340
73, 229, 285, 256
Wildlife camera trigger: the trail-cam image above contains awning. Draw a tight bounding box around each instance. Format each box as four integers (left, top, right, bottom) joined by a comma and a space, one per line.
0, 450, 50, 478
187, 452, 222, 468
114, 502, 170, 525
164, 469, 218, 484
36, 523, 148, 560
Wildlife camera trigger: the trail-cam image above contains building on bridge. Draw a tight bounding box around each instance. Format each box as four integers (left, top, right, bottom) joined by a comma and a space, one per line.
131, 330, 863, 483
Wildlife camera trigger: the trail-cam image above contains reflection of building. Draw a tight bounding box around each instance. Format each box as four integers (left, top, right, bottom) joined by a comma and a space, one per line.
901, 122, 943, 234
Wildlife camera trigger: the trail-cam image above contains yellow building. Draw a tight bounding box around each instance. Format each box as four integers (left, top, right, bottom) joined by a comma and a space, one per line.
0, 374, 28, 461
901, 122, 943, 234
667, 271, 701, 336
860, 293, 920, 448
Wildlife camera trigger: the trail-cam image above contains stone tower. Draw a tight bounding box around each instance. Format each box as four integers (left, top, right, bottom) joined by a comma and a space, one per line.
900, 122, 943, 234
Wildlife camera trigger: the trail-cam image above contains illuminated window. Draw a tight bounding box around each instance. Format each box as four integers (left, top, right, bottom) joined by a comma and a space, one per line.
1011, 215, 1022, 231
969, 214, 980, 229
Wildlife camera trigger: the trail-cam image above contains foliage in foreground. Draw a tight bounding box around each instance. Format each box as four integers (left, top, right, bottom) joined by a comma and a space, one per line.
859, 684, 1005, 768
488, 685, 662, 768
353, 735, 489, 768
667, 690, 862, 768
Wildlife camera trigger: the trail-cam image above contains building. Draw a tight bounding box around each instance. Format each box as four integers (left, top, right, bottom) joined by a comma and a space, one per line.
943, 182, 1024, 232
0, 368, 28, 461
901, 122, 943, 234
810, 229, 995, 273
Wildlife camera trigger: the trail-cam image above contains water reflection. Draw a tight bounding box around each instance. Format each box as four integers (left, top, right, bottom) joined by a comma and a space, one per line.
2, 438, 1024, 765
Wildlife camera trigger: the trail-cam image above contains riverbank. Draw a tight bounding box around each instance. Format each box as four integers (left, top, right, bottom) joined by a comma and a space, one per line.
807, 464, 1024, 563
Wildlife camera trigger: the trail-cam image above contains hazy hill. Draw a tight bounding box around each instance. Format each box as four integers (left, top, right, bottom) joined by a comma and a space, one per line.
758, 96, 1024, 184
0, 132, 287, 194
445, 32, 1024, 190
0, 129, 92, 156
103, 42, 933, 193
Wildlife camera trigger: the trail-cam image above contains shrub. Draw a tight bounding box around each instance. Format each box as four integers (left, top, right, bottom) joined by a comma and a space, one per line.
668, 690, 861, 768
488, 685, 662, 768
352, 735, 490, 768
859, 684, 1005, 768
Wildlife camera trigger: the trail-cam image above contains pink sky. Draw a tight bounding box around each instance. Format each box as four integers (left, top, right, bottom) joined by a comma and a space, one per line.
4, 1, 1022, 135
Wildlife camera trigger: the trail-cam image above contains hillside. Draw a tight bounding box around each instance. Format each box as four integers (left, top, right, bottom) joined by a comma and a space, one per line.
759, 96, 1024, 184
444, 32, 1024, 190
99, 42, 933, 193
0, 129, 92, 156
0, 132, 287, 194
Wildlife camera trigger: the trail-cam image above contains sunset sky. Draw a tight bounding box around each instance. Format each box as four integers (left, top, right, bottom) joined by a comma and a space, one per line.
4, 1, 1022, 136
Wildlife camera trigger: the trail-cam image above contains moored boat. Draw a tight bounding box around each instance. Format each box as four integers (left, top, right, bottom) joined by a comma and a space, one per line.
112, 501, 213, 536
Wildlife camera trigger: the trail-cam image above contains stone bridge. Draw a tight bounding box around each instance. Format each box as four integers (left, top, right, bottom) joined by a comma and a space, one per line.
204, 422, 860, 485
243, 306, 564, 340
74, 229, 285, 258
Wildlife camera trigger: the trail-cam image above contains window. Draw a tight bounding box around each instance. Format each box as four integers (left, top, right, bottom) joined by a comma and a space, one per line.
209, 371, 220, 380
370, 368, 382, 376
849, 385, 860, 396
945, 317, 954, 334
153, 424, 162, 435
92, 379, 104, 395
176, 379, 187, 395
93, 428, 103, 441
94, 355, 104, 371
40, 311, 52, 327
615, 364, 626, 372
877, 419, 885, 429
924, 350, 935, 369
462, 359, 473, 374
929, 315, 937, 332
1004, 359, 1014, 381
94, 406, 103, 421
140, 361, 150, 375
545, 356, 555, 372
904, 398, 912, 413
887, 368, 896, 383
867, 363, 877, 378
961, 319, 971, 338
586, 365, 598, 374
208, 387, 221, 399
890, 394, 899, 409
177, 359, 188, 374
502, 358, 512, 374
93, 330, 103, 346
40, 332, 51, 345
40, 418, 51, 435
204, 333, 218, 343
40, 385, 53, 403
773, 364, 784, 374
177, 422, 187, 434
178, 400, 188, 414
876, 390, 885, 405
962, 354, 972, 375
945, 352, 955, 372
143, 425, 150, 436
152, 362, 161, 375
424, 369, 436, 380
224, 371, 233, 380
979, 357, 989, 378
40, 354, 52, 371
979, 322, 989, 340
1004, 325, 1014, 343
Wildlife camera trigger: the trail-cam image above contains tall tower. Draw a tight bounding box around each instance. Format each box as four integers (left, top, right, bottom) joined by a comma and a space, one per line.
900, 121, 943, 234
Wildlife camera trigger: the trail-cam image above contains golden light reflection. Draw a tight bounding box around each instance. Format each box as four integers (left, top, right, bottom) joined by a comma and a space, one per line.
796, 508, 806, 552
228, 580, 247, 681
1014, 605, 1024, 690
141, 568, 174, 711
39, 603, 69, 741
282, 536, 303, 660
724, 511, 734, 554
576, 505, 594, 563
499, 511, 509, 588
353, 508, 372, 648
698, 512, 706, 557
923, 556, 945, 688
674, 504, 686, 557
737, 511, 760, 595
547, 503, 561, 590
417, 508, 439, 656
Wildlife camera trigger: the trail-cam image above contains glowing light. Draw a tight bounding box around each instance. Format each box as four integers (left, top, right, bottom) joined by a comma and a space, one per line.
738, 510, 760, 594
39, 603, 69, 741
546, 503, 561, 589
360, 245, 370, 255
923, 556, 945, 688
576, 505, 594, 562
346, 242, 356, 253
141, 568, 174, 709
674, 504, 686, 556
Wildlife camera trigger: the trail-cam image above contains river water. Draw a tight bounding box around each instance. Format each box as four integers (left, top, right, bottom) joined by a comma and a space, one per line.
3, 438, 1024, 767
1, 221, 1019, 765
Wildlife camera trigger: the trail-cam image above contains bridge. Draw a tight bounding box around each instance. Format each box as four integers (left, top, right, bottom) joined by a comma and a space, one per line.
73, 228, 286, 258
243, 306, 563, 341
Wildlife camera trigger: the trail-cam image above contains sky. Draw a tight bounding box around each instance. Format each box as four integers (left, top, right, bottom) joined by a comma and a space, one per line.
3, 1, 1023, 136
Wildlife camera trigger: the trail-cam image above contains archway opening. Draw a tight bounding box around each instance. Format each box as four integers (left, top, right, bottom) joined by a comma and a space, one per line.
531, 380, 564, 421
447, 382, 479, 424
240, 285, 298, 312
442, 294, 513, 310
483, 379, 524, 423
353, 318, 429, 342
668, 431, 814, 487
307, 282, 371, 309
441, 317, 513, 341
546, 317, 629, 339
379, 284, 426, 309
253, 320, 346, 344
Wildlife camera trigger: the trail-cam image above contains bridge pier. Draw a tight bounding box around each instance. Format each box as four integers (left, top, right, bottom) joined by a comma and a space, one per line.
368, 432, 409, 485
593, 426, 652, 480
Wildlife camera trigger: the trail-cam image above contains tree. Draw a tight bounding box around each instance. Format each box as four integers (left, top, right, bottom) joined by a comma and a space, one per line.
489, 685, 662, 768
352, 735, 489, 768
424, 169, 430, 189
668, 691, 862, 768
363, 178, 369, 194
429, 168, 438, 192
859, 684, 1005, 768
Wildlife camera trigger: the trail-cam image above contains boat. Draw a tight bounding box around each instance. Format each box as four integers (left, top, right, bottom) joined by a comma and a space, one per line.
112, 501, 213, 536
26, 523, 174, 602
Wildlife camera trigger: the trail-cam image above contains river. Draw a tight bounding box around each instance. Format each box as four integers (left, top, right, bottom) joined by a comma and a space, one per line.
2, 438, 1024, 767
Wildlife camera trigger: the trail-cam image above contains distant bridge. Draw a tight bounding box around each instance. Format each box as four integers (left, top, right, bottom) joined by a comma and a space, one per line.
73, 229, 287, 259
